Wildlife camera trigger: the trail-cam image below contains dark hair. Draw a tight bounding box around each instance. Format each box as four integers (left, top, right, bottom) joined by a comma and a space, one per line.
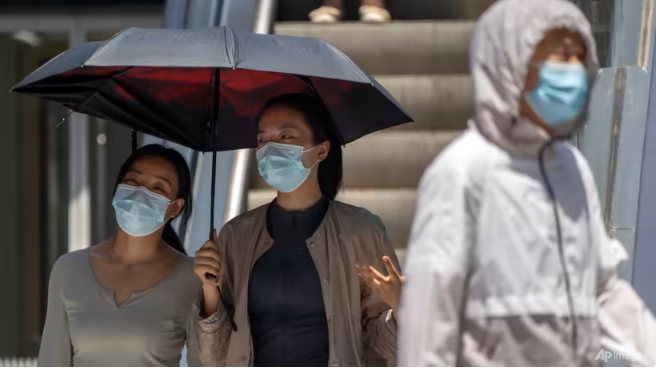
260, 93, 343, 199
114, 144, 193, 255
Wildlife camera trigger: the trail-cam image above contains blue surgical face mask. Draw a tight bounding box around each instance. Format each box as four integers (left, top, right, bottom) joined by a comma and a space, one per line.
525, 61, 589, 127
256, 142, 319, 193
112, 184, 171, 237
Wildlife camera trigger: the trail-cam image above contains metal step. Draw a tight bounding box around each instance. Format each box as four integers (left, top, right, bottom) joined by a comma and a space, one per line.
341, 131, 460, 188
252, 131, 460, 190
275, 21, 474, 75
249, 188, 416, 250
378, 74, 471, 131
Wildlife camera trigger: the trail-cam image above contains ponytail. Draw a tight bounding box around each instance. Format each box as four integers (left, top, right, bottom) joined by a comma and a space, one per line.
162, 223, 187, 255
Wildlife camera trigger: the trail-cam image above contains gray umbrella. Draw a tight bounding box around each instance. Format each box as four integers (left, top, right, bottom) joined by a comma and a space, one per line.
13, 26, 411, 151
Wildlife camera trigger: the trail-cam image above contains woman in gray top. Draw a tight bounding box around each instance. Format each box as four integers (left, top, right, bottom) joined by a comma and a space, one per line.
38, 144, 202, 367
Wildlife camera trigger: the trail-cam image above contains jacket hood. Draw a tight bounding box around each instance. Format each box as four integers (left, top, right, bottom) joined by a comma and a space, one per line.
469, 0, 599, 154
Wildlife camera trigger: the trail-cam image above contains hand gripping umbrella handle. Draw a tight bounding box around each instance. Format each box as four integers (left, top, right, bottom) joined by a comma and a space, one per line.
205, 226, 237, 332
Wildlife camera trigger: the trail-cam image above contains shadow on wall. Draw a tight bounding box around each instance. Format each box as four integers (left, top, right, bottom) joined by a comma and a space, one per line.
277, 0, 498, 21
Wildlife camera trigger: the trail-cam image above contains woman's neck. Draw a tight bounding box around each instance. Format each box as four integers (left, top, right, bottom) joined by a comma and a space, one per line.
276, 176, 323, 211
112, 229, 165, 265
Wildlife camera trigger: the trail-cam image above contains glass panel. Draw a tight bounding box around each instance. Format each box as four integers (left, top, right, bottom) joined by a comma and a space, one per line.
573, 0, 614, 67
591, 0, 613, 67
187, 0, 219, 28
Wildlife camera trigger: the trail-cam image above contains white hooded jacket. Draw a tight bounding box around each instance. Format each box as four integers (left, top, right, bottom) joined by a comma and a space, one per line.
398, 0, 656, 366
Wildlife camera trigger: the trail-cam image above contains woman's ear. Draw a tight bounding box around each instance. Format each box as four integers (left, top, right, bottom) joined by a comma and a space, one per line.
317, 141, 330, 162
168, 198, 185, 220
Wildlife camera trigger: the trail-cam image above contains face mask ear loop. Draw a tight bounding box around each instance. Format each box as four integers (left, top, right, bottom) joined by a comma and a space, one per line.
303, 144, 324, 170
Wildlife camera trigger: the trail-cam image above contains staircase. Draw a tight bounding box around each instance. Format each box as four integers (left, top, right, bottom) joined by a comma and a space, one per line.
249, 6, 492, 264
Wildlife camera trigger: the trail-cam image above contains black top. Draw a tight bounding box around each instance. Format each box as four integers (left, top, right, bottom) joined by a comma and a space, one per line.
248, 197, 330, 367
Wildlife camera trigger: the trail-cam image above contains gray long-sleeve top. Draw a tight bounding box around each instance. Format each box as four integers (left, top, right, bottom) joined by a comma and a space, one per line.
38, 248, 202, 367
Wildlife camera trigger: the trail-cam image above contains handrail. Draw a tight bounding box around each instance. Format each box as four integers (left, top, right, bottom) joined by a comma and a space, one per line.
222, 0, 277, 224
639, 0, 655, 68
254, 0, 277, 34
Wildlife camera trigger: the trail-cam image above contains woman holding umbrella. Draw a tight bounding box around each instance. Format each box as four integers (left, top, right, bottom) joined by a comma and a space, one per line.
38, 144, 202, 367
192, 93, 403, 367
13, 26, 413, 366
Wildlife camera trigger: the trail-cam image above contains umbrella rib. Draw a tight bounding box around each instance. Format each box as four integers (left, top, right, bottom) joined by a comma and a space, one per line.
71, 66, 134, 114
56, 109, 76, 128
225, 27, 235, 69
323, 40, 372, 85
84, 28, 132, 65
293, 74, 316, 92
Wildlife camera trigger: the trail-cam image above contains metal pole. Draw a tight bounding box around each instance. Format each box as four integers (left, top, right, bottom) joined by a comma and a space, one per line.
222, 0, 277, 223
67, 21, 90, 253
164, 0, 189, 28
95, 120, 108, 243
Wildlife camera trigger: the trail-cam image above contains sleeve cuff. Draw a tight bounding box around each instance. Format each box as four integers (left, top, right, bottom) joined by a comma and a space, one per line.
384, 309, 398, 334
195, 302, 228, 334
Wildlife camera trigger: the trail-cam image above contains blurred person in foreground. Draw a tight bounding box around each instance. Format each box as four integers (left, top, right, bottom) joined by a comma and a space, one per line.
192, 94, 402, 366
38, 145, 201, 366
309, 0, 390, 23
398, 0, 656, 366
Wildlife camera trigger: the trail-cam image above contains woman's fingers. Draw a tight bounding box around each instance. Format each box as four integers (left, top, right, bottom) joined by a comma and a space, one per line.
358, 269, 374, 285
193, 235, 223, 285
194, 257, 221, 272
357, 263, 389, 282
367, 265, 389, 282
195, 248, 220, 258
193, 263, 221, 281
199, 239, 219, 251
357, 264, 388, 291
356, 259, 402, 311
198, 265, 221, 278
382, 256, 402, 282
356, 264, 373, 284
195, 248, 221, 262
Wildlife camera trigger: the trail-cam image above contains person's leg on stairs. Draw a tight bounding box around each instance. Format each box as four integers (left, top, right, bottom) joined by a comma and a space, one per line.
309, 0, 342, 23
360, 0, 391, 22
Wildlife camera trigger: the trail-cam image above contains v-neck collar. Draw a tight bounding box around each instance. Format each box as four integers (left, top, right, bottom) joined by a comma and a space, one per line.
85, 247, 185, 310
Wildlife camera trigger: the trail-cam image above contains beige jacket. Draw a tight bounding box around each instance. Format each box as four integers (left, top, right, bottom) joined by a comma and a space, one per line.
193, 200, 400, 367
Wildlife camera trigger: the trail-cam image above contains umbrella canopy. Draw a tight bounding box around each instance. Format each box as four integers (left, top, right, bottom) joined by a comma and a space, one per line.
13, 27, 412, 151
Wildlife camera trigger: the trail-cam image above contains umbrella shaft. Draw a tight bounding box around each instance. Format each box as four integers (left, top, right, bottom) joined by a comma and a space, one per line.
209, 69, 220, 231
210, 150, 217, 233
